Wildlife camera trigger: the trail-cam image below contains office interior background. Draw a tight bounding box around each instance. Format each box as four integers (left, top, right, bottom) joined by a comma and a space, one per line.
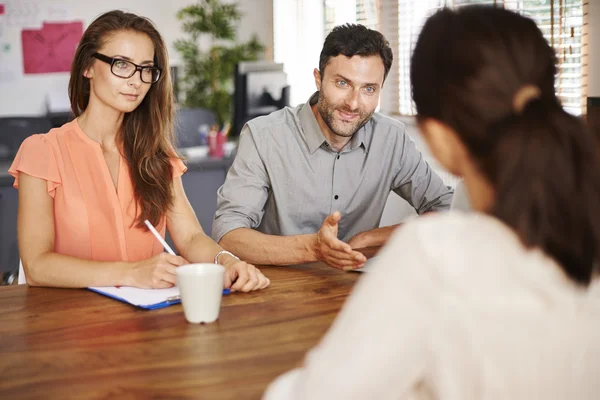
0, 0, 597, 281
1, 0, 596, 116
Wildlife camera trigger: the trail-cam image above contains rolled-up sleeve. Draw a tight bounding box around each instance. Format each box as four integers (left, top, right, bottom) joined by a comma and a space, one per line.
392, 129, 453, 213
212, 125, 271, 243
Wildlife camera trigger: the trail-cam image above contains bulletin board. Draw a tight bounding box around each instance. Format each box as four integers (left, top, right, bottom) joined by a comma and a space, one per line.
0, 1, 83, 82
21, 21, 83, 74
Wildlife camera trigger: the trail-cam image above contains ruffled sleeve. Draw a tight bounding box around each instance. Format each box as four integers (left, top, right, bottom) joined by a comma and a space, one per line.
170, 157, 188, 178
8, 134, 61, 198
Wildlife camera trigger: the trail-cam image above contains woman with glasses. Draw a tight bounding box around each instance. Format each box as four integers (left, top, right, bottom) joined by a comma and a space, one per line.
9, 10, 270, 292
264, 6, 600, 399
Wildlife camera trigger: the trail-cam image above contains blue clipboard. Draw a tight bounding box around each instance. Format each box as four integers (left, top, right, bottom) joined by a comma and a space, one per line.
88, 286, 230, 310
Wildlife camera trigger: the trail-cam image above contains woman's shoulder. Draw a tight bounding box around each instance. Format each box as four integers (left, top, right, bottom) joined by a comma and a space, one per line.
8, 122, 76, 190
20, 120, 78, 148
398, 211, 516, 248
390, 211, 551, 280
392, 212, 581, 299
382, 211, 517, 270
11, 120, 83, 170
43, 119, 80, 141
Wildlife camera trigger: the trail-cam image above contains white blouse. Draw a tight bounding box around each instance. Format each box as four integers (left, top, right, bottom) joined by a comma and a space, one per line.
264, 212, 600, 400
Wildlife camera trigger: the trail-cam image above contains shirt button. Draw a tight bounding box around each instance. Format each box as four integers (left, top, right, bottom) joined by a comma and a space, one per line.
334, 195, 339, 200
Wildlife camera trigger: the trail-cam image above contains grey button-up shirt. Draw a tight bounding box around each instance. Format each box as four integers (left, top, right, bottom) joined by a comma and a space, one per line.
212, 93, 453, 243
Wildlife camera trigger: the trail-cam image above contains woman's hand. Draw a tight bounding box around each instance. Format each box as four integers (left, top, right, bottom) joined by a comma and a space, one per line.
220, 255, 270, 292
128, 253, 188, 288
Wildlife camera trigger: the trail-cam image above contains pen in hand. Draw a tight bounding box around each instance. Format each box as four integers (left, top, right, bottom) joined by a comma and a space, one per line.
144, 219, 176, 255
143, 219, 231, 295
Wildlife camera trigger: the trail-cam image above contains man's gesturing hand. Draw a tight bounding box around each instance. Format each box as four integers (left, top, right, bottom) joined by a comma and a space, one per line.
313, 211, 366, 270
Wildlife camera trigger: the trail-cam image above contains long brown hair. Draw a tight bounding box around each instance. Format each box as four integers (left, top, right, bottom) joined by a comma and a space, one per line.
411, 6, 600, 285
69, 10, 175, 229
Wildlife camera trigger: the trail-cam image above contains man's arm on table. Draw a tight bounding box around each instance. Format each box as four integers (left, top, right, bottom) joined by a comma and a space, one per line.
348, 127, 454, 249
391, 127, 454, 213
220, 212, 366, 269
220, 228, 316, 266
347, 225, 400, 249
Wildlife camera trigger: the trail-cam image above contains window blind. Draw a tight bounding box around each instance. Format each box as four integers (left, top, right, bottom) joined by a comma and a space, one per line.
324, 0, 381, 36
324, 0, 588, 116
395, 0, 588, 115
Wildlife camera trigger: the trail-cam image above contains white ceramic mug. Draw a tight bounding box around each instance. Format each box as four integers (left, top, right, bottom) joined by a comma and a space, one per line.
176, 263, 225, 323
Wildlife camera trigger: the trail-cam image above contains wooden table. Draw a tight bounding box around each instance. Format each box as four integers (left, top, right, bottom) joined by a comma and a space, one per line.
0, 254, 376, 399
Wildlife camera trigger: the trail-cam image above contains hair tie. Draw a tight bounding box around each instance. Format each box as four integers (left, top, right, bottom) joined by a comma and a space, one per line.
512, 85, 541, 114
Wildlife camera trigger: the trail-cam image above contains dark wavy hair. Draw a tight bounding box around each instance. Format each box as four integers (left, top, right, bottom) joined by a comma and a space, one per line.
411, 6, 600, 285
69, 10, 176, 229
319, 23, 393, 83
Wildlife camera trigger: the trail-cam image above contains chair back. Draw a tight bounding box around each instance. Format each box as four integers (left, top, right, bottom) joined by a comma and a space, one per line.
0, 117, 52, 161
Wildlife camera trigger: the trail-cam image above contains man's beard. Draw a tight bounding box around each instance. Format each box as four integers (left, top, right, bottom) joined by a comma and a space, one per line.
317, 94, 373, 138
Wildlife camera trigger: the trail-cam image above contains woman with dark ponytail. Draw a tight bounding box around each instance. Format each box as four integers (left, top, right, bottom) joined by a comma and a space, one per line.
264, 6, 600, 399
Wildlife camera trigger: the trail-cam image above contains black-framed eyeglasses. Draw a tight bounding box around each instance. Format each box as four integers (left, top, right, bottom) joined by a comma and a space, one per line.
93, 53, 162, 84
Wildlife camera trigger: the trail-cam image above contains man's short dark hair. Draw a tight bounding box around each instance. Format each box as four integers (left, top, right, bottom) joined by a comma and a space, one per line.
319, 24, 393, 83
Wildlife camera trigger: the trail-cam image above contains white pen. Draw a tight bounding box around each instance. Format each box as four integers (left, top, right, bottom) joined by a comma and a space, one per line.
144, 219, 176, 255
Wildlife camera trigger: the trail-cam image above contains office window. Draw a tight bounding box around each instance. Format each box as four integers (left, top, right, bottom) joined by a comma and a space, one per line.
397, 0, 588, 115
324, 0, 380, 35
273, 0, 325, 106
324, 1, 588, 116
272, 0, 380, 106
508, 0, 588, 115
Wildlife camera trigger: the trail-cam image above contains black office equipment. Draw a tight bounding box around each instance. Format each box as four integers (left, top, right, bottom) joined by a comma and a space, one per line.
233, 61, 290, 136
46, 111, 75, 128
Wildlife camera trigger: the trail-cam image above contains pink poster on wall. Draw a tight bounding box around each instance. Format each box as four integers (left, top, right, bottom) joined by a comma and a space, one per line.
22, 21, 83, 74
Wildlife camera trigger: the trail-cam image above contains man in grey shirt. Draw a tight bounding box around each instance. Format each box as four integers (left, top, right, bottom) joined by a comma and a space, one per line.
213, 24, 453, 270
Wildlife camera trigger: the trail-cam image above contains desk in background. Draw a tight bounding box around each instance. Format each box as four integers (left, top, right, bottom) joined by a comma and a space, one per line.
0, 250, 378, 399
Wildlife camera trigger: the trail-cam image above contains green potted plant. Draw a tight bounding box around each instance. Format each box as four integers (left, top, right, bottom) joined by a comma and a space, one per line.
175, 0, 264, 126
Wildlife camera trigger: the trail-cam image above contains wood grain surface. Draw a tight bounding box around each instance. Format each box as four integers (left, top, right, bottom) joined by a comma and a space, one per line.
0, 249, 378, 399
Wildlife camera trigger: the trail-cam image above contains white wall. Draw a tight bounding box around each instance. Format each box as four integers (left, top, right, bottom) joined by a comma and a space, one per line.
273, 0, 324, 106
0, 0, 273, 117
589, 0, 600, 96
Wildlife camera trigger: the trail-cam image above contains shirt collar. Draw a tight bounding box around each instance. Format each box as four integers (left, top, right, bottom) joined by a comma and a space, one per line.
347, 123, 367, 153
299, 92, 368, 154
299, 92, 328, 153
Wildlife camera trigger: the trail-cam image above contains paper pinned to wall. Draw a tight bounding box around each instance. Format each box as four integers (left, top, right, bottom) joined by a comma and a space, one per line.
3, 1, 71, 28
22, 21, 83, 74
0, 64, 19, 84
5, 0, 43, 29
46, 3, 71, 21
